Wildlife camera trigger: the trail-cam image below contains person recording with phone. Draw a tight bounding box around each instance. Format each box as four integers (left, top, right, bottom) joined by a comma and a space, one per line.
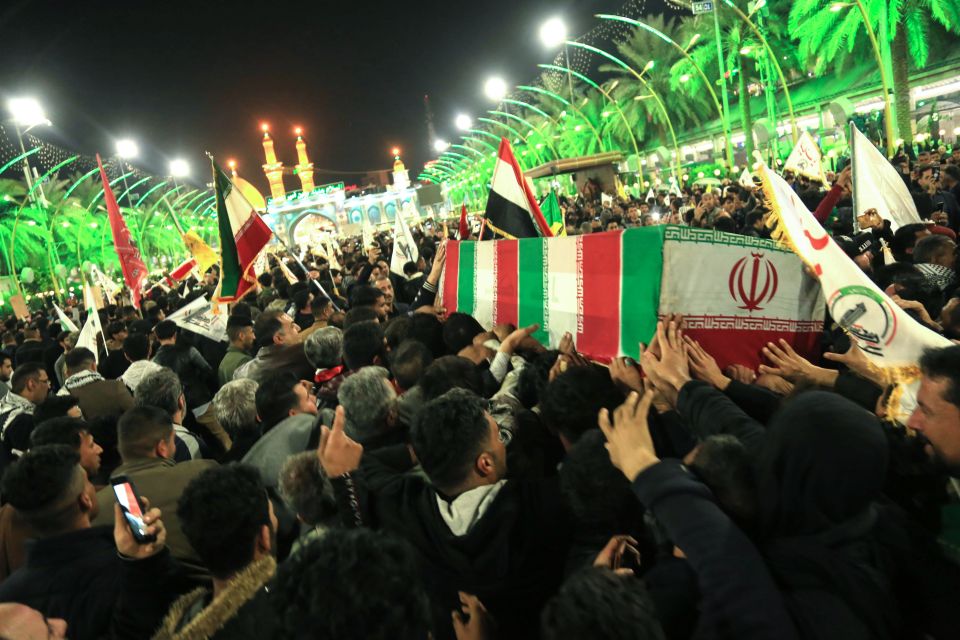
0, 444, 187, 639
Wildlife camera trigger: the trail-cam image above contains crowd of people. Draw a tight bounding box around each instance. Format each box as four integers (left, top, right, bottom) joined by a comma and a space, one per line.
0, 143, 957, 639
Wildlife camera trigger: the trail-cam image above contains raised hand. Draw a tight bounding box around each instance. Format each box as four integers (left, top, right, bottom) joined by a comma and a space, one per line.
452, 592, 496, 640
598, 389, 659, 481
684, 336, 730, 390
499, 323, 540, 355
759, 339, 836, 387
114, 497, 166, 560
609, 356, 644, 394
823, 341, 885, 386
725, 364, 757, 385
593, 534, 641, 576
317, 406, 363, 477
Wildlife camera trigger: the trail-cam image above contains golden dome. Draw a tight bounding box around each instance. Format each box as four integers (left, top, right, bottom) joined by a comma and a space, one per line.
393, 158, 406, 172
233, 175, 267, 210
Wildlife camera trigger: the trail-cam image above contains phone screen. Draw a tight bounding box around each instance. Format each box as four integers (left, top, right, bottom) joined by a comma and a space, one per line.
112, 478, 154, 542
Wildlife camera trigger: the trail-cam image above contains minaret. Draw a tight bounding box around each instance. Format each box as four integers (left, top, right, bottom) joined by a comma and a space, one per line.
294, 127, 316, 193
391, 147, 410, 191
260, 123, 286, 200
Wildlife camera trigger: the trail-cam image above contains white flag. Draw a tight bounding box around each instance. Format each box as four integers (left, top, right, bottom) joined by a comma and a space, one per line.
90, 265, 121, 301
759, 163, 952, 419
851, 124, 921, 231
76, 288, 104, 363
323, 236, 342, 271
166, 296, 228, 342
783, 131, 827, 183
362, 224, 376, 255
52, 303, 79, 333
390, 211, 419, 276
739, 168, 754, 188
645, 188, 655, 201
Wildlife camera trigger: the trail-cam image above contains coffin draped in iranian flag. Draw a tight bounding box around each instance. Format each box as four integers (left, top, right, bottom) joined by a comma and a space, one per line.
439, 225, 825, 369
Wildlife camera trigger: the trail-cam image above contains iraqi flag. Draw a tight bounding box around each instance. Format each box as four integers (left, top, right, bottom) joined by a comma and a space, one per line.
212, 160, 273, 303
439, 227, 823, 367
481, 138, 553, 240
96, 155, 147, 308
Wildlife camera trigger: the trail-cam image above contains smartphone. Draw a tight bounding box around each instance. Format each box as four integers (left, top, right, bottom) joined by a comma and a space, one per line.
112, 475, 156, 543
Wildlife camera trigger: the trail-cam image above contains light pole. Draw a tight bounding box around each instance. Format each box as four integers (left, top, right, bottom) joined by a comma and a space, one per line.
830, 2, 897, 155
6, 97, 51, 205
115, 138, 139, 208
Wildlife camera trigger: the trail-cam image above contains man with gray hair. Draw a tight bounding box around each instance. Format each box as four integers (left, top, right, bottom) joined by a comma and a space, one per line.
336, 366, 399, 448
278, 451, 337, 556
213, 378, 260, 462
305, 326, 346, 410
134, 368, 205, 461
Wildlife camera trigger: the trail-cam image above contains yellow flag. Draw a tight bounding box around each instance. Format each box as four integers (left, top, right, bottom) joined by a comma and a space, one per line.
182, 230, 218, 274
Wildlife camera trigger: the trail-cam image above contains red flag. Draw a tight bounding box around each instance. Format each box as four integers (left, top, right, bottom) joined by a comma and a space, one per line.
165, 257, 197, 287
96, 154, 147, 308
458, 204, 471, 240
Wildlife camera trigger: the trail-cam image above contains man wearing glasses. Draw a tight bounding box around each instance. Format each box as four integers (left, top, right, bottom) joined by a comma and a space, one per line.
0, 363, 52, 473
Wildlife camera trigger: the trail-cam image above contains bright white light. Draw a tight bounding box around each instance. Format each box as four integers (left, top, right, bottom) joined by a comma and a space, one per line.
830, 3, 847, 11
115, 139, 139, 159
539, 17, 567, 49
484, 76, 508, 101
455, 114, 472, 131
7, 97, 49, 128
433, 139, 450, 152
169, 158, 189, 177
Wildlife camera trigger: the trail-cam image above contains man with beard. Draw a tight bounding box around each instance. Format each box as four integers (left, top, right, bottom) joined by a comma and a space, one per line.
908, 345, 960, 476
0, 354, 12, 400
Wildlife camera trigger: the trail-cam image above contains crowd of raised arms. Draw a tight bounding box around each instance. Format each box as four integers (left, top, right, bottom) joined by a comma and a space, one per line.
0, 145, 958, 640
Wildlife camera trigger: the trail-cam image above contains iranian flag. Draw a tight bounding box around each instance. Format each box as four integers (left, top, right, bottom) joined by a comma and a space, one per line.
212, 160, 273, 303
440, 227, 823, 368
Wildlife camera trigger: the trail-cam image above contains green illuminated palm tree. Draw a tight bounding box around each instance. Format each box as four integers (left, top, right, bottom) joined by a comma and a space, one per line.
604, 15, 711, 150
669, 4, 801, 158
789, 0, 960, 144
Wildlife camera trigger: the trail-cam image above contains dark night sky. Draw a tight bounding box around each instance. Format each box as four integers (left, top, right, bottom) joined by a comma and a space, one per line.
1, 0, 661, 192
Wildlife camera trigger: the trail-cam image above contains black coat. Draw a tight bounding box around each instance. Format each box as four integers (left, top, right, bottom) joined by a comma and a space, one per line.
0, 526, 191, 639
152, 343, 214, 409
14, 341, 45, 368
337, 452, 571, 640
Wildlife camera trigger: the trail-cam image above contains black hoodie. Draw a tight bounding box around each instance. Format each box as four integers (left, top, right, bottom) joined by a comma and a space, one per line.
337, 451, 570, 640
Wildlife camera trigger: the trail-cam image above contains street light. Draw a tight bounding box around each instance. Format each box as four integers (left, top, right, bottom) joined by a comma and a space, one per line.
6, 97, 53, 206
539, 17, 567, 48
115, 139, 139, 159
434, 139, 450, 153
7, 98, 50, 128
169, 159, 189, 177
455, 114, 472, 131
484, 76, 508, 102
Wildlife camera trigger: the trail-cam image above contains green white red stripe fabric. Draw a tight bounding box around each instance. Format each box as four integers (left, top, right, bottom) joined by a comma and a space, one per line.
213, 161, 273, 303
440, 226, 823, 368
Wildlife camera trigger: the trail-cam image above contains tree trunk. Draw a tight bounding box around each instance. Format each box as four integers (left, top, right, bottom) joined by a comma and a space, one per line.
891, 26, 913, 146
738, 55, 755, 158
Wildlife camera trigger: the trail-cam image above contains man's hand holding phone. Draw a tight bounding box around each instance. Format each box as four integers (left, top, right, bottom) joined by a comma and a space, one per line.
113, 498, 166, 560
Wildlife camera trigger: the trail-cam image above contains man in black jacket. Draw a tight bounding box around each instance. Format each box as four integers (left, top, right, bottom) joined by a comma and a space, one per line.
151, 464, 279, 639
0, 444, 182, 639
319, 390, 570, 639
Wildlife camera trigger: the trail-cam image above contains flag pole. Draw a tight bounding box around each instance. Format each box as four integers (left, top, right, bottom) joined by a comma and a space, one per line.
850, 121, 860, 233
265, 224, 341, 312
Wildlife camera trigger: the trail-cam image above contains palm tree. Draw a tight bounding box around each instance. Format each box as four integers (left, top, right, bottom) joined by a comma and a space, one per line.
789, 0, 960, 145
602, 14, 712, 161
